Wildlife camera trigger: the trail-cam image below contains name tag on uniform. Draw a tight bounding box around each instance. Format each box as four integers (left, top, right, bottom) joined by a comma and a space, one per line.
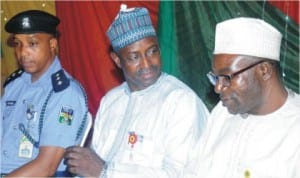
6, 100, 16, 106
18, 135, 33, 158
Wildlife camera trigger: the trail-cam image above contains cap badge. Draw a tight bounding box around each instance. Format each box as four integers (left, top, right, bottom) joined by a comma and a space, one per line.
22, 17, 30, 29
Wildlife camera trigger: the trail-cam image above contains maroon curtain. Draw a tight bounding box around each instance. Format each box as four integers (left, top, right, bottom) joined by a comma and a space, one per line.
269, 1, 299, 24
55, 1, 159, 116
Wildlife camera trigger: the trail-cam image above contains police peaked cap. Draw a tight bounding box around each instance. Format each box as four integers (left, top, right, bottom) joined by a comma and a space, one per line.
5, 10, 60, 35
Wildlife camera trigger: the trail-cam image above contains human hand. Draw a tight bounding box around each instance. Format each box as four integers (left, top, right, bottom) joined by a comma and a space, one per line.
64, 146, 105, 177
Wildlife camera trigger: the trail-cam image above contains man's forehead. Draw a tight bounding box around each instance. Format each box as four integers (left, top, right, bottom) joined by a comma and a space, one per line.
120, 36, 158, 53
213, 54, 240, 63
212, 54, 247, 71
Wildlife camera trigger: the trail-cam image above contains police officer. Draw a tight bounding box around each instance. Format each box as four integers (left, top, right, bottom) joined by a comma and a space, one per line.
1, 10, 88, 177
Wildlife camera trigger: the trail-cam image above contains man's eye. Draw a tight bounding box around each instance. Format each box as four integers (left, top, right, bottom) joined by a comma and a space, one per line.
12, 41, 21, 47
127, 54, 139, 62
29, 42, 38, 47
147, 47, 159, 56
224, 75, 231, 81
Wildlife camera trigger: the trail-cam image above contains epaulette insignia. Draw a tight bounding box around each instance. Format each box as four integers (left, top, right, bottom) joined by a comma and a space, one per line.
51, 70, 70, 92
3, 69, 24, 88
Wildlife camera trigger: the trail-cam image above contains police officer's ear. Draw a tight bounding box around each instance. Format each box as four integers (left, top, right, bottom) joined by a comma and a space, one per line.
110, 51, 121, 69
49, 37, 58, 53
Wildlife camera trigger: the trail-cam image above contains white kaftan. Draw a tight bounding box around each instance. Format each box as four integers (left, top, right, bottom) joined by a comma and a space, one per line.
186, 90, 300, 178
92, 73, 209, 178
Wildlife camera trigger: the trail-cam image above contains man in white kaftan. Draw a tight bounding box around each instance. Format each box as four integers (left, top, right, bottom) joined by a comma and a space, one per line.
64, 4, 209, 178
188, 90, 300, 178
92, 72, 208, 177
185, 17, 300, 178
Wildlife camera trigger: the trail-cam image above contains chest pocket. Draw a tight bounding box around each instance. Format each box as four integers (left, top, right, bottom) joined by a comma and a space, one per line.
3, 100, 17, 119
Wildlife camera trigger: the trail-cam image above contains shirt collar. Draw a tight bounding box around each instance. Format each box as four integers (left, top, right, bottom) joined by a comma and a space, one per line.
124, 72, 166, 96
22, 56, 62, 88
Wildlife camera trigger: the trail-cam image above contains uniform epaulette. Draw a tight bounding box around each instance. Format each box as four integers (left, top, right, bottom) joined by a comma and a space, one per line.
3, 68, 24, 88
51, 69, 70, 92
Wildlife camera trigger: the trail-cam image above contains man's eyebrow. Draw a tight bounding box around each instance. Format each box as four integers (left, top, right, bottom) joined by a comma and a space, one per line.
213, 66, 231, 75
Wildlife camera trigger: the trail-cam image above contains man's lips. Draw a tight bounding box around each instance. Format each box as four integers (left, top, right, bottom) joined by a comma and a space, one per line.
21, 59, 34, 67
140, 70, 155, 80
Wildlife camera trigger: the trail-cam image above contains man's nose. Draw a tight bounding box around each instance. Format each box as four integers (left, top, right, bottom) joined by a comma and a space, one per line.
214, 80, 226, 94
140, 56, 150, 68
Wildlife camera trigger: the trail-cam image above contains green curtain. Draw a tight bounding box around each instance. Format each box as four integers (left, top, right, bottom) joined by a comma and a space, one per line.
158, 1, 299, 110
